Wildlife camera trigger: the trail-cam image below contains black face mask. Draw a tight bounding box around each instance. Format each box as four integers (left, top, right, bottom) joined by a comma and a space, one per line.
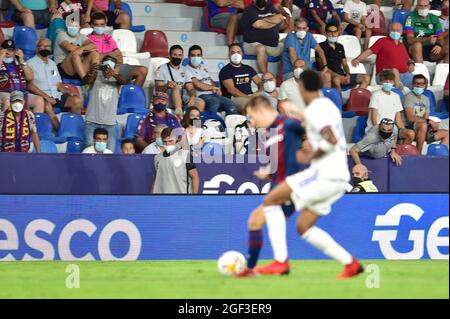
171, 57, 182, 66
379, 130, 393, 140
255, 0, 266, 9
352, 177, 364, 186
39, 49, 51, 57
189, 118, 200, 126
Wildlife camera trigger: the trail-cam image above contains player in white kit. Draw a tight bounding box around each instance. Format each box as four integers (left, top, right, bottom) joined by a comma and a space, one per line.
262, 70, 364, 279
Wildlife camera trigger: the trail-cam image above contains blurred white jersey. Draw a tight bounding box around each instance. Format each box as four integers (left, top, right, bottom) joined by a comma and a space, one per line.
304, 97, 350, 182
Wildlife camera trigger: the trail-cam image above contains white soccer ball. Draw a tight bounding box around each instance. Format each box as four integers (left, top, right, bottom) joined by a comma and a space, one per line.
217, 251, 247, 276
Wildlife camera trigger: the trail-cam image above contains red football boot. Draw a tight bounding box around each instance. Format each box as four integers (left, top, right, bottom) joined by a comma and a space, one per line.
337, 258, 364, 279
254, 260, 290, 276
235, 267, 256, 278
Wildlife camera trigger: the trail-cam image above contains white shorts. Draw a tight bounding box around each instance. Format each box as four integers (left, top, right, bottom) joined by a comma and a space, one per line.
285, 168, 347, 216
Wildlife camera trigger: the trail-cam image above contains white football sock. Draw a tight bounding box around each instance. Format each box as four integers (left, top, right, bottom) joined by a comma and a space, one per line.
302, 226, 353, 265
264, 205, 288, 263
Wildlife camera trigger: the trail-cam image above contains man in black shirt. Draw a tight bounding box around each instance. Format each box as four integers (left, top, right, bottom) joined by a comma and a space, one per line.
316, 22, 370, 92
241, 0, 287, 73
219, 43, 262, 114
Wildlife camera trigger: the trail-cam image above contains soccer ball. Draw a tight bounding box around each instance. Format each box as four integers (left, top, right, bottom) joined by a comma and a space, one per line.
217, 251, 247, 276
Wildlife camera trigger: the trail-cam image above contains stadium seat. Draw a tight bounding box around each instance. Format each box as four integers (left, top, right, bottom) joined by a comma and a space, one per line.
12, 26, 37, 60
117, 85, 148, 114
34, 113, 54, 141
396, 144, 420, 156
0, 21, 16, 29
429, 10, 442, 16
225, 114, 246, 131
61, 78, 83, 86
57, 113, 85, 142
412, 63, 431, 82
431, 63, 449, 87
392, 88, 404, 100
140, 30, 169, 58
201, 111, 227, 129
422, 89, 447, 118
37, 140, 58, 153
427, 144, 449, 156
312, 34, 326, 43
351, 115, 368, 143
392, 9, 411, 26
367, 9, 387, 36
202, 142, 224, 156
321, 88, 343, 111
184, 0, 207, 6
108, 1, 145, 32
66, 139, 84, 153
124, 113, 147, 139
0, 28, 5, 45
345, 88, 371, 116
112, 29, 150, 60
337, 35, 361, 59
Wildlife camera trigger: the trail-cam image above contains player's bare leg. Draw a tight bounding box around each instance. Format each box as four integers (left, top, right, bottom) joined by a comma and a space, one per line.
297, 209, 364, 279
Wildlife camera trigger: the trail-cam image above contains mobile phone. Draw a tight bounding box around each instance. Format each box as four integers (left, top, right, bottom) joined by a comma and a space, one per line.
97, 64, 109, 71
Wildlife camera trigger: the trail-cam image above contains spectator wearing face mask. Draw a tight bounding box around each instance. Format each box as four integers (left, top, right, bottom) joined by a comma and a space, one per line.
366, 69, 415, 145
179, 106, 205, 156
219, 43, 262, 114
282, 17, 328, 81
0, 91, 40, 153
135, 91, 181, 152
234, 117, 260, 154
152, 127, 200, 194
185, 45, 237, 115
121, 138, 136, 154
277, 59, 307, 113
82, 127, 113, 154
402, 74, 449, 154
318, 22, 370, 92
353, 22, 414, 89
260, 72, 278, 108
350, 118, 402, 166
346, 164, 378, 193
142, 124, 168, 155
83, 55, 126, 153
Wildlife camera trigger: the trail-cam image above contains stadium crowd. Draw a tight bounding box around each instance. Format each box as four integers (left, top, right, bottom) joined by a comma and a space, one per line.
0, 0, 448, 192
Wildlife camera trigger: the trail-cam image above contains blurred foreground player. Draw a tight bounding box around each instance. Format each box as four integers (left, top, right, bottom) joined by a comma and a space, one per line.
263, 70, 364, 279
237, 95, 305, 277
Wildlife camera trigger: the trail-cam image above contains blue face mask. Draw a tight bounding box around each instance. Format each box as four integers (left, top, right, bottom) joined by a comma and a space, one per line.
94, 141, 107, 152
389, 31, 402, 41
156, 137, 163, 147
190, 56, 202, 67
102, 60, 116, 70
412, 87, 424, 95
3, 57, 14, 64
94, 26, 106, 35
67, 26, 80, 37
328, 37, 338, 43
382, 82, 394, 92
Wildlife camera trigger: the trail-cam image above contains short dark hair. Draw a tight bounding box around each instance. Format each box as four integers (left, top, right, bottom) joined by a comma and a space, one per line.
379, 69, 395, 82
245, 95, 274, 112
228, 42, 241, 50
161, 127, 173, 140
413, 74, 428, 85
169, 45, 183, 55
325, 22, 339, 32
181, 106, 201, 128
188, 45, 202, 56
299, 70, 322, 92
93, 128, 108, 138
91, 12, 107, 23
121, 138, 135, 147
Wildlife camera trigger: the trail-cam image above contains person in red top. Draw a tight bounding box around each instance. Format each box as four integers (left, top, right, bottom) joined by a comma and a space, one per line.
352, 22, 414, 88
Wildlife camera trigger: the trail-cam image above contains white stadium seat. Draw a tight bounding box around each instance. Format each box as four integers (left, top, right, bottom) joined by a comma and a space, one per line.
225, 115, 246, 131
432, 63, 449, 87
412, 63, 431, 82
112, 29, 150, 60
338, 35, 362, 59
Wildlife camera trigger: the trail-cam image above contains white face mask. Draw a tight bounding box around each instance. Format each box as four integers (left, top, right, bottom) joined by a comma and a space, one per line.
296, 30, 307, 39
12, 102, 23, 113
263, 80, 276, 93
230, 53, 242, 65
418, 8, 429, 17
293, 67, 303, 79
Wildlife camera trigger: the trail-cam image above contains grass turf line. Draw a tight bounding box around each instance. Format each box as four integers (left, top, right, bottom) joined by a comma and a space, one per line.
0, 260, 447, 298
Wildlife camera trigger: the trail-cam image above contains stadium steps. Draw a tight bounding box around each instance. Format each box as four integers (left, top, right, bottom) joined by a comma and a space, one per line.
128, 2, 203, 19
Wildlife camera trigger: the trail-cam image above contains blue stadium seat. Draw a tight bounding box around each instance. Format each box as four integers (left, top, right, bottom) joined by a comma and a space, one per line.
66, 139, 84, 153
34, 113, 54, 140
424, 89, 448, 119
57, 113, 85, 142
12, 26, 37, 60
124, 113, 146, 139
62, 78, 83, 86
109, 2, 145, 32
202, 142, 224, 156
351, 115, 368, 143
392, 88, 404, 100
321, 88, 342, 111
117, 85, 148, 114
37, 140, 58, 153
200, 111, 226, 129
392, 10, 412, 26
427, 144, 449, 156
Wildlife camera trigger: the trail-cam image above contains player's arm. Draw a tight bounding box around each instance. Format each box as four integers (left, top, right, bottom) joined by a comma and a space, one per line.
298, 125, 337, 163
188, 168, 200, 194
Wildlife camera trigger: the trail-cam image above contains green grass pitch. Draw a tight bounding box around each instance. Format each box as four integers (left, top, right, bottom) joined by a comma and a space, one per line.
0, 260, 447, 298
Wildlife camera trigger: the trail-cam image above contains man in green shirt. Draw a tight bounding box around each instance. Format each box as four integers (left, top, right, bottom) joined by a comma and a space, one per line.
404, 0, 448, 63
10, 0, 57, 29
